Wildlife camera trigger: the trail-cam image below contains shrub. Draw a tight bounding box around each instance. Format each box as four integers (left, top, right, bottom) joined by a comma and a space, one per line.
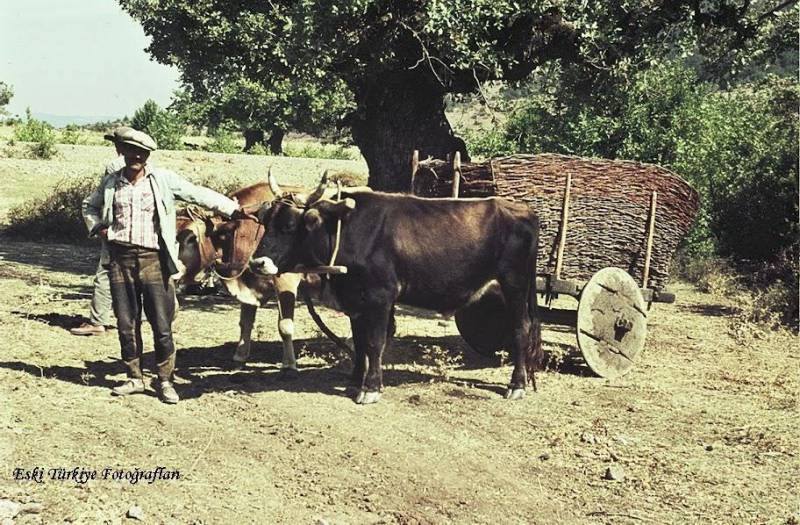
3, 176, 97, 242
13, 111, 59, 159
130, 100, 161, 133
283, 141, 356, 160
246, 143, 268, 155
463, 128, 514, 159
205, 131, 241, 154
59, 124, 84, 145
147, 110, 185, 151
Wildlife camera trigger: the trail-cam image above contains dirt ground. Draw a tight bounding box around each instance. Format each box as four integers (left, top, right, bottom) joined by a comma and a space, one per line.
0, 236, 797, 525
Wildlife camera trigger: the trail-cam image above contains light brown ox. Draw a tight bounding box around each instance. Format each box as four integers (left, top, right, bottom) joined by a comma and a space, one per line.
176, 178, 308, 375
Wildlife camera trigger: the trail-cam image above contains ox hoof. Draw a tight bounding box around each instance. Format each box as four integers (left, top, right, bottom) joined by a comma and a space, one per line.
505, 388, 526, 401
354, 390, 381, 405
278, 367, 300, 381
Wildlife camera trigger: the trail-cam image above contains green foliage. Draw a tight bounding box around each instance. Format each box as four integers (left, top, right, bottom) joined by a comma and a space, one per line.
0, 81, 12, 116
204, 130, 241, 154
3, 176, 97, 241
13, 110, 59, 159
130, 99, 161, 132
462, 128, 514, 159
246, 143, 268, 156
130, 99, 185, 151
673, 75, 798, 262
59, 124, 84, 145
283, 142, 357, 161
147, 110, 185, 151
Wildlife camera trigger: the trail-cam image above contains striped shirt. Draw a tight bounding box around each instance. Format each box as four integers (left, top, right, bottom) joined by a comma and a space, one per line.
108, 174, 160, 250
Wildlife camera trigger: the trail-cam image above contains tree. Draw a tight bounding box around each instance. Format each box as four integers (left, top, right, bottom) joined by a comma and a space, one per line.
0, 81, 13, 117
118, 0, 796, 190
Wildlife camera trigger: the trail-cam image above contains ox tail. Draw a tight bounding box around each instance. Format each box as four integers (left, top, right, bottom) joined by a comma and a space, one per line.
526, 228, 544, 391
300, 286, 351, 354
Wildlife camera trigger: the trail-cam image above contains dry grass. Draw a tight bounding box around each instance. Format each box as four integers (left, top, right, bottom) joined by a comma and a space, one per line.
0, 144, 797, 524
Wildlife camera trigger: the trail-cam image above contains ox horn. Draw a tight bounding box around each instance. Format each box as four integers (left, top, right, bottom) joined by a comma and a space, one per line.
306, 170, 329, 205
267, 166, 283, 197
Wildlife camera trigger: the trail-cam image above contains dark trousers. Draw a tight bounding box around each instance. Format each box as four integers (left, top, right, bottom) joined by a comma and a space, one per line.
108, 244, 176, 382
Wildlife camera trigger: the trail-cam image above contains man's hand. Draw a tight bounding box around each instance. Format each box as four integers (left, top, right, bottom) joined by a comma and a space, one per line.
98, 227, 108, 240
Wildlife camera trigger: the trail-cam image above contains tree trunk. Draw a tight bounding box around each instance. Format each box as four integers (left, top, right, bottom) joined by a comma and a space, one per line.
349, 72, 469, 192
266, 127, 284, 155
243, 129, 265, 152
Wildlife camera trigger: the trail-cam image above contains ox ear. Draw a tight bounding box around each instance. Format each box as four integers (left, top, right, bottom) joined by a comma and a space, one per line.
315, 198, 356, 218
304, 208, 324, 231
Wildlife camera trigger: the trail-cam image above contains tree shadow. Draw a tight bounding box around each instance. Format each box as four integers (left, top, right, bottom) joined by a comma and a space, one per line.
0, 237, 97, 276
678, 303, 738, 317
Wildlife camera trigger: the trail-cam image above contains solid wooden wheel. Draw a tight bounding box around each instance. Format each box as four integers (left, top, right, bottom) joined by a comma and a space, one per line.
455, 290, 510, 357
576, 267, 648, 378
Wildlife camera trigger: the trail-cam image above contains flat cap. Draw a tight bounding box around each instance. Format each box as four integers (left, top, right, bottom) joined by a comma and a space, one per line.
117, 128, 158, 152
103, 125, 134, 142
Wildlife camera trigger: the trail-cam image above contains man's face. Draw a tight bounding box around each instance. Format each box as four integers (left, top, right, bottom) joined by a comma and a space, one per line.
119, 143, 150, 171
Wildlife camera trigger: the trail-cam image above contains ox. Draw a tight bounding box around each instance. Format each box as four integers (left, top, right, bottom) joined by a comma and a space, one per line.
251, 175, 544, 404
175, 177, 308, 376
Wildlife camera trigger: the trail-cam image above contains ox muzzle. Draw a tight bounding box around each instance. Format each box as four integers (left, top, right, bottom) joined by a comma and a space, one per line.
249, 256, 279, 276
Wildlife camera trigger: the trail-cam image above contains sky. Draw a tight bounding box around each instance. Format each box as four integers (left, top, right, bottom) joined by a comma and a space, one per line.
1, 0, 181, 121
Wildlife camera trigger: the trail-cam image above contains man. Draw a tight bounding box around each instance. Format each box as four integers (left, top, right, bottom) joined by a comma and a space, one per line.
71, 126, 131, 336
83, 128, 242, 404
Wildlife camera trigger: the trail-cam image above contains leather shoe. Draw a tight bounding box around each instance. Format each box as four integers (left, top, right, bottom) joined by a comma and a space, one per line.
111, 378, 146, 396
70, 322, 106, 336
156, 380, 180, 404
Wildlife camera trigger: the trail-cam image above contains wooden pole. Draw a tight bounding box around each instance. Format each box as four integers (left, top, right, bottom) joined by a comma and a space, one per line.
554, 172, 572, 280
451, 151, 461, 198
410, 150, 419, 195
642, 191, 658, 288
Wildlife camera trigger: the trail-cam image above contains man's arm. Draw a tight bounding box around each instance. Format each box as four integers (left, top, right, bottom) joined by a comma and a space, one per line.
163, 170, 239, 217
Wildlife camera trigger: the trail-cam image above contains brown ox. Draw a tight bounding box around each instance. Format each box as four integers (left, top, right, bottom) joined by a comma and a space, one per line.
176, 178, 307, 375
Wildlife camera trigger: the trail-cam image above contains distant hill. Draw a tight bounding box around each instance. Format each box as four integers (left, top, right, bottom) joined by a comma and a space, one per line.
30, 113, 123, 128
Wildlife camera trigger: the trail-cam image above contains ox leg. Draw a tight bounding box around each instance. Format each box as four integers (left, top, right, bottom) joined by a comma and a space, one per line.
351, 306, 393, 405
276, 289, 299, 380
499, 283, 533, 400
274, 274, 301, 380
347, 316, 368, 397
233, 303, 257, 367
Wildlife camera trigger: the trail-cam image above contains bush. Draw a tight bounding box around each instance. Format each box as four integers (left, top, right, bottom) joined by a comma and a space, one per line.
130, 100, 161, 133
59, 124, 84, 145
205, 131, 241, 154
130, 100, 185, 150
3, 176, 97, 242
147, 110, 185, 151
463, 128, 514, 159
283, 141, 356, 160
13, 111, 59, 159
246, 143, 268, 155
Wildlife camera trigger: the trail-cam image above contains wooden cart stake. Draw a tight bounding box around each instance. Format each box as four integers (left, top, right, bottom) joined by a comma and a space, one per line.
642, 191, 657, 287
554, 172, 572, 280
410, 150, 419, 195
451, 151, 461, 198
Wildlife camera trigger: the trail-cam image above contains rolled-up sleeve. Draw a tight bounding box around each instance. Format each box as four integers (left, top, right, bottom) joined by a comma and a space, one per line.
164, 170, 238, 216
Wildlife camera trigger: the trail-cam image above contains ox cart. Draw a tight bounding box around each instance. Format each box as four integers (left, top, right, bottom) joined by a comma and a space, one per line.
410, 152, 700, 379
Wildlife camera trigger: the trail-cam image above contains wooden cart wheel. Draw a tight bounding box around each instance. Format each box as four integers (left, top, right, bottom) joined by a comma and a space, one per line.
576, 267, 647, 379
455, 289, 510, 356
